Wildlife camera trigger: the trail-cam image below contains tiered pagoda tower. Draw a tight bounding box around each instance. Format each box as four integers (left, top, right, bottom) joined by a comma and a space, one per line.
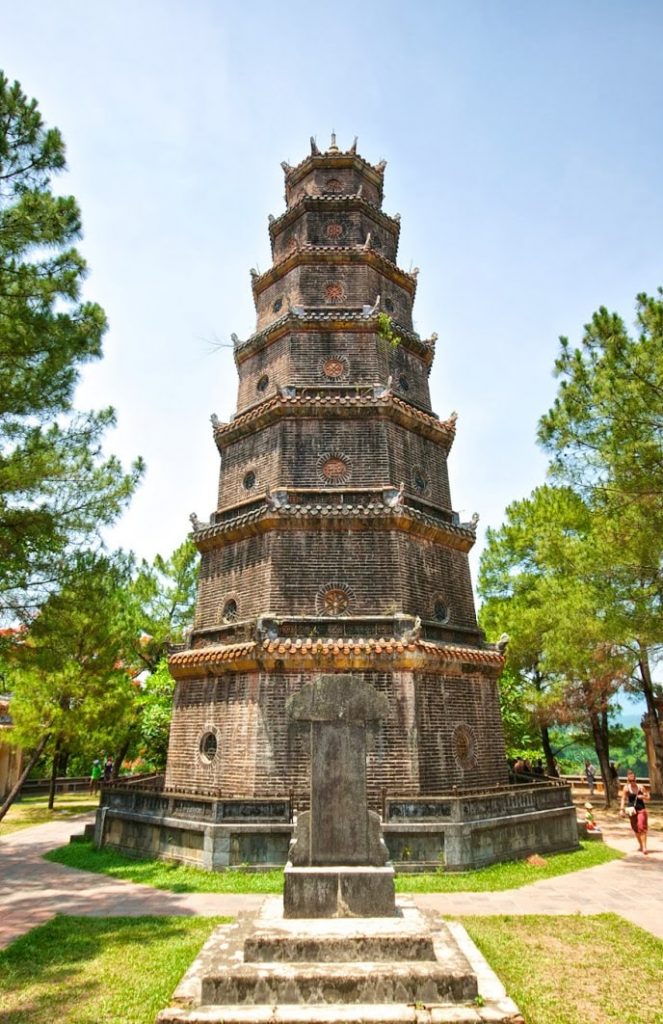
167, 137, 509, 806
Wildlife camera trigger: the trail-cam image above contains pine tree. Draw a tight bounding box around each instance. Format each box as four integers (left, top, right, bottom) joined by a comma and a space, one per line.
0, 73, 143, 619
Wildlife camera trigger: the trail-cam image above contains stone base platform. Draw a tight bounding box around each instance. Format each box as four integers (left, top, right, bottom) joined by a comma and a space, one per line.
97, 783, 578, 873
283, 864, 396, 918
156, 898, 523, 1024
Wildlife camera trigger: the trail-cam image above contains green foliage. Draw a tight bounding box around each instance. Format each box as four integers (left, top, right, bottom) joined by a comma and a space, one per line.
5, 552, 137, 758
134, 658, 175, 770
128, 538, 198, 671
376, 312, 401, 348
537, 289, 663, 775
0, 73, 143, 620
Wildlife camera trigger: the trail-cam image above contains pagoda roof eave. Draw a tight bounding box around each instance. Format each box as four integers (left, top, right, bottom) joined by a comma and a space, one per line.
213, 390, 456, 448
233, 312, 434, 366
251, 245, 417, 298
191, 500, 475, 553
283, 151, 385, 195
269, 194, 400, 242
168, 636, 504, 680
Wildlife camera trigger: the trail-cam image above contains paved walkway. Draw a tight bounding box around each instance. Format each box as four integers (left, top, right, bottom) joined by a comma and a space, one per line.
0, 815, 661, 949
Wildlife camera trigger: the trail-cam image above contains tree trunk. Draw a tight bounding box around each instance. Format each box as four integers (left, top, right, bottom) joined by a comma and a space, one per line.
47, 738, 61, 810
112, 734, 132, 781
637, 643, 663, 797
540, 724, 556, 776
0, 733, 51, 823
588, 709, 612, 807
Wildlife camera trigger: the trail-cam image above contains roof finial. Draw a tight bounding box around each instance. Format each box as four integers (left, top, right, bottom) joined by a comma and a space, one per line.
329, 131, 339, 153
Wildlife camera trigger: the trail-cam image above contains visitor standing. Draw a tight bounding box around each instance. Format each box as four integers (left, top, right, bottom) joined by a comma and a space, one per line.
620, 769, 649, 854
103, 756, 114, 783
584, 760, 596, 796
89, 758, 102, 794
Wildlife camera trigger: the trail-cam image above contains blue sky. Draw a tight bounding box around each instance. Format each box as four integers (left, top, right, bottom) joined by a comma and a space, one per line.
4, 1, 663, 597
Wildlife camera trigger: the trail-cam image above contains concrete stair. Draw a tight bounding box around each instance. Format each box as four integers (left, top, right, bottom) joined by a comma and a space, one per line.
156, 899, 523, 1024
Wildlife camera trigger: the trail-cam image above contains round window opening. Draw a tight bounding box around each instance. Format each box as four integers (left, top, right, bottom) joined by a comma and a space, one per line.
243, 470, 256, 490
223, 599, 238, 623
272, 298, 283, 313
199, 732, 218, 764
257, 374, 269, 393
434, 600, 449, 623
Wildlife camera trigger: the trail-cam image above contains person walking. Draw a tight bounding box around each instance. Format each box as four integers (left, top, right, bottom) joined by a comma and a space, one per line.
620, 769, 650, 854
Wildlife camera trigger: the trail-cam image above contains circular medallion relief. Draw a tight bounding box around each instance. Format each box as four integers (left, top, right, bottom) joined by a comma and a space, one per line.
321, 354, 349, 380
325, 222, 344, 239
317, 452, 351, 485
324, 178, 343, 193
452, 724, 478, 771
316, 583, 354, 617
325, 282, 344, 303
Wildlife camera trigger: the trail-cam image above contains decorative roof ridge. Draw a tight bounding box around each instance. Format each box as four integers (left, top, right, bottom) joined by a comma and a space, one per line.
213, 388, 453, 441
169, 635, 504, 673
234, 311, 430, 358
281, 144, 385, 189
191, 496, 474, 547
251, 243, 417, 295
269, 194, 400, 238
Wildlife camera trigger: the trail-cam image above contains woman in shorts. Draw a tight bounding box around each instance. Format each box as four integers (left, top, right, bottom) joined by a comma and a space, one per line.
620, 769, 649, 854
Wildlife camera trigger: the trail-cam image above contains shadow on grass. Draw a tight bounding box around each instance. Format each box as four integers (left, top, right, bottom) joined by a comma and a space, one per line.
0, 914, 227, 1024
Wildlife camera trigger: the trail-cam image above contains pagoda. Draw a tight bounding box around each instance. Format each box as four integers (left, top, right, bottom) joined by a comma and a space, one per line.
166, 136, 509, 801
97, 138, 578, 871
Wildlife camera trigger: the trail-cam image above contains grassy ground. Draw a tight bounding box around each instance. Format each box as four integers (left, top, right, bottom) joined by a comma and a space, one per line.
463, 913, 663, 1024
0, 914, 229, 1024
45, 839, 621, 894
0, 793, 99, 836
0, 913, 660, 1024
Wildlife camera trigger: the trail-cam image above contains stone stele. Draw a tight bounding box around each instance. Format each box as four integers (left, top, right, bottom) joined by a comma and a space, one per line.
284, 673, 396, 918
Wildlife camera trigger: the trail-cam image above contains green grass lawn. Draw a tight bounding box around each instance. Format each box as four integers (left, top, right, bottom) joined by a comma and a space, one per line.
0, 914, 230, 1024
462, 913, 663, 1024
45, 839, 621, 894
1, 913, 660, 1024
0, 793, 98, 836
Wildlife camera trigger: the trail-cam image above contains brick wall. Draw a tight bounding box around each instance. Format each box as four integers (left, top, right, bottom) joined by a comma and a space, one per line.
165, 668, 508, 804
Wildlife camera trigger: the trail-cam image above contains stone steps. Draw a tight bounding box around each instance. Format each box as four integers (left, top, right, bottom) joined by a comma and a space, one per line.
201, 959, 477, 1005
157, 1003, 488, 1023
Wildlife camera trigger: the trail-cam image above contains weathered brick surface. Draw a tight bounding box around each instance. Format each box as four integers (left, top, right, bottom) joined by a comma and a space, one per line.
165, 669, 508, 804
255, 264, 414, 332
236, 331, 431, 414
165, 143, 509, 802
